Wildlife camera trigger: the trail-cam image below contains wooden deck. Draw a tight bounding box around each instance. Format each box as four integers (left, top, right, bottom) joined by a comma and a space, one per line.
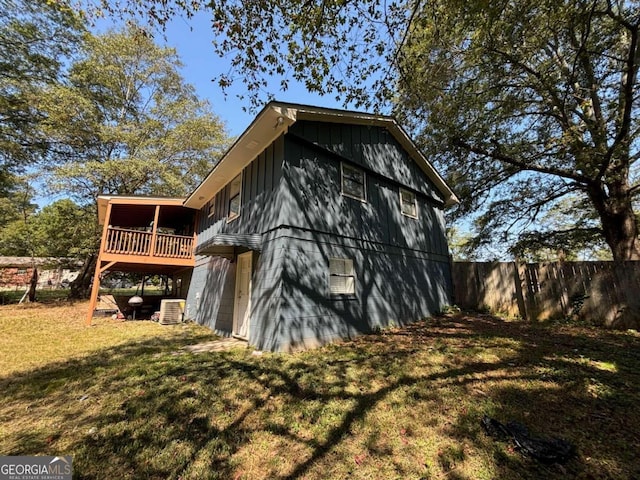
104, 227, 194, 263
87, 196, 198, 325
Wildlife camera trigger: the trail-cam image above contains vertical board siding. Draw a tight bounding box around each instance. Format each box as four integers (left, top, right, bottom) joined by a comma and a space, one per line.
188, 120, 453, 352
252, 230, 452, 352
185, 256, 236, 333
265, 145, 274, 191
288, 121, 442, 201
282, 132, 449, 257
260, 120, 453, 351
196, 135, 286, 248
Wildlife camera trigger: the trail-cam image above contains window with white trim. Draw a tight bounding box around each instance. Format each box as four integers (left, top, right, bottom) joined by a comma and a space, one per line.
227, 173, 242, 221
329, 258, 355, 295
207, 199, 215, 218
399, 188, 418, 218
341, 163, 366, 201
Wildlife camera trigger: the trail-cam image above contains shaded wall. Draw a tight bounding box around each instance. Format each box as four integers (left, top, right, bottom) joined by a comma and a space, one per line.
188, 119, 453, 350
250, 120, 452, 351
252, 229, 451, 352
197, 135, 285, 244
185, 256, 236, 334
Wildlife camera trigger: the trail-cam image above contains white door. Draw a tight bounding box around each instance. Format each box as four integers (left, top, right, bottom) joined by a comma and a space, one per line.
233, 251, 253, 339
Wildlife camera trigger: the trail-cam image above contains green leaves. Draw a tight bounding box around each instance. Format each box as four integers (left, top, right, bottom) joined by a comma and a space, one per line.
0, 13, 229, 261
0, 0, 84, 169
394, 0, 640, 259
41, 25, 229, 201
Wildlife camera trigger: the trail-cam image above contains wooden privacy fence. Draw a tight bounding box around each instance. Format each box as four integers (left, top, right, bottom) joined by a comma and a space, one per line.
452, 261, 640, 329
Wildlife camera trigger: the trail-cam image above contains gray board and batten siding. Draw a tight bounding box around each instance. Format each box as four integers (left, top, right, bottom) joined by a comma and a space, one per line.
185, 111, 454, 352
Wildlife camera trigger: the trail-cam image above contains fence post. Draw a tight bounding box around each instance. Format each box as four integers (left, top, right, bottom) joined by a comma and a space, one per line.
511, 261, 527, 320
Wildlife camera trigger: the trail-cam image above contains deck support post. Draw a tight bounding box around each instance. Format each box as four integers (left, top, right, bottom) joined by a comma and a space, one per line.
86, 201, 113, 326
85, 261, 102, 326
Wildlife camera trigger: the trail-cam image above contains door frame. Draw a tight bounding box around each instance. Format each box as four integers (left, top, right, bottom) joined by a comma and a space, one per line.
232, 251, 253, 339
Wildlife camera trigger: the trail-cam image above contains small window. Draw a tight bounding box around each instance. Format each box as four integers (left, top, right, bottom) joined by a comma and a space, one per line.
207, 199, 215, 218
329, 258, 355, 295
228, 173, 242, 221
399, 188, 418, 218
341, 163, 366, 201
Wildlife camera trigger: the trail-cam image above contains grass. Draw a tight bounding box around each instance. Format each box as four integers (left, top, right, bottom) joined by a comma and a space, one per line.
0, 287, 166, 305
1, 303, 639, 479
0, 289, 71, 305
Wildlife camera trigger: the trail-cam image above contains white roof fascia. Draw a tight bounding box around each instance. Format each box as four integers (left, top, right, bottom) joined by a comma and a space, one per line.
183, 104, 297, 209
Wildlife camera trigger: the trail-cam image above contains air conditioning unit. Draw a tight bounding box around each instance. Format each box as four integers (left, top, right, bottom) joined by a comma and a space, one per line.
159, 299, 185, 325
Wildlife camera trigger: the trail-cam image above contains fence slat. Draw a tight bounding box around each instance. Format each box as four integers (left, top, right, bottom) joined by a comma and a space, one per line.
452, 261, 640, 328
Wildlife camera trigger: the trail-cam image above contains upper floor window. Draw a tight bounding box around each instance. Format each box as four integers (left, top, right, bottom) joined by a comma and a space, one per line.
341, 163, 366, 202
228, 173, 242, 221
399, 188, 418, 218
207, 199, 215, 218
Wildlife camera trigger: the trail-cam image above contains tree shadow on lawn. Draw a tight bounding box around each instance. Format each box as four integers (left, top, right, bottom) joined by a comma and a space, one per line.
1, 313, 639, 479
416, 314, 640, 479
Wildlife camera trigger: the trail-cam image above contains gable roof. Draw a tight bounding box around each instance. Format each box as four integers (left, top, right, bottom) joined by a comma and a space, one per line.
184, 101, 458, 209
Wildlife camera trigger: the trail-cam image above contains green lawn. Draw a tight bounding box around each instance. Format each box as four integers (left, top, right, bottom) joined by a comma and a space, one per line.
0, 288, 70, 304
1, 302, 639, 479
0, 287, 164, 305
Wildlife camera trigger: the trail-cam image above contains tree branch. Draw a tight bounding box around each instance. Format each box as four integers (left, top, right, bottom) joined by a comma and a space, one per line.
600, 0, 640, 177
453, 139, 593, 183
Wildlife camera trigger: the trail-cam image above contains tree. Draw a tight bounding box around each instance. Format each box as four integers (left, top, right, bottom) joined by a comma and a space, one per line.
0, 196, 95, 258
41, 26, 228, 201
34, 199, 98, 258
33, 26, 229, 297
0, 0, 83, 171
394, 0, 640, 261
89, 0, 640, 260
0, 194, 95, 302
0, 176, 37, 255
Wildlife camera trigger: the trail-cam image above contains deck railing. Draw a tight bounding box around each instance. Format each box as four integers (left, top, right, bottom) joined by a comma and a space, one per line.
105, 227, 194, 259
154, 233, 194, 258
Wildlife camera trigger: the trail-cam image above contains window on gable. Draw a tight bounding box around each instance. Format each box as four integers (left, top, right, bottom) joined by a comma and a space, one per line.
329, 258, 355, 295
341, 163, 366, 201
399, 188, 418, 218
228, 173, 242, 221
207, 199, 215, 218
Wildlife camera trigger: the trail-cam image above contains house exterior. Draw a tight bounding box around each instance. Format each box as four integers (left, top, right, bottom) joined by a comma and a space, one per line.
181, 102, 458, 352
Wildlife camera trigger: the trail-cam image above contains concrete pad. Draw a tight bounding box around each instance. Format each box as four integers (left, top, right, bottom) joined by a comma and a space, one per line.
183, 337, 248, 353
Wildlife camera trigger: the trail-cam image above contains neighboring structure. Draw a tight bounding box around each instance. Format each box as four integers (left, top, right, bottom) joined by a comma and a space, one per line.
183, 102, 458, 351
87, 102, 458, 351
0, 257, 80, 290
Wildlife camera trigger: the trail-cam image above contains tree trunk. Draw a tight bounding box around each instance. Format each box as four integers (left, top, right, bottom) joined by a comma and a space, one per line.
27, 266, 38, 302
69, 253, 96, 300
589, 183, 640, 261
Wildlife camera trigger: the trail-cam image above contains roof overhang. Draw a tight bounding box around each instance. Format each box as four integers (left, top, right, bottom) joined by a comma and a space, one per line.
195, 233, 263, 257
184, 101, 459, 209
184, 104, 298, 209
97, 196, 191, 225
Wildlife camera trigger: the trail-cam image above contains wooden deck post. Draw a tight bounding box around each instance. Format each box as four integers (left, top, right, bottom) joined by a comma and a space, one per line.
85, 261, 102, 326
86, 201, 113, 325
149, 205, 160, 257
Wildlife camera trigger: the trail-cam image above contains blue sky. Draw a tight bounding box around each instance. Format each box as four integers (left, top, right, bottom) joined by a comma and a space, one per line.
33, 11, 345, 207
133, 10, 346, 136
